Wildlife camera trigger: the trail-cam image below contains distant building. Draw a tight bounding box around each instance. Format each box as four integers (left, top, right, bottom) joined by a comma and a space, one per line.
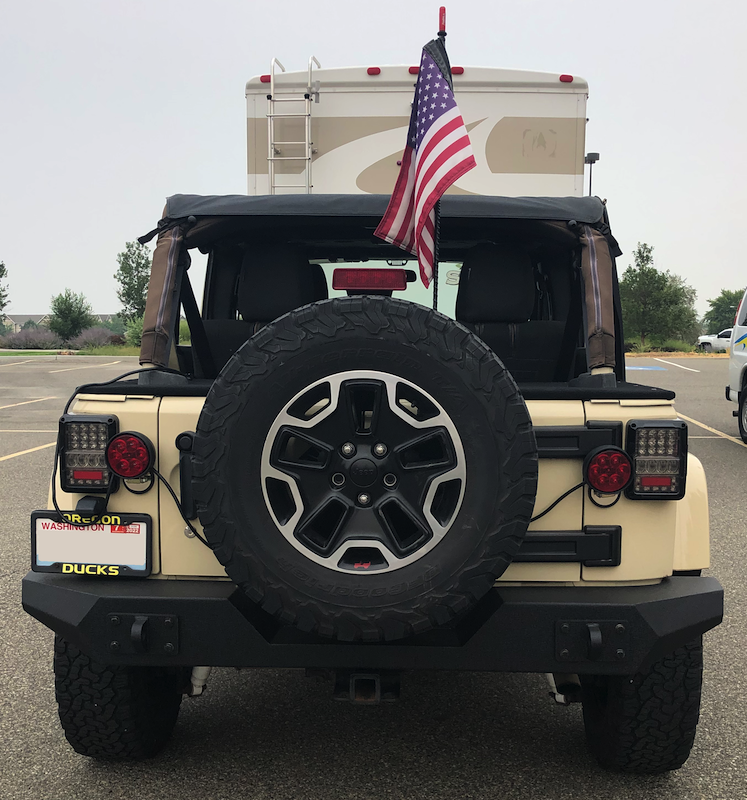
1, 313, 117, 333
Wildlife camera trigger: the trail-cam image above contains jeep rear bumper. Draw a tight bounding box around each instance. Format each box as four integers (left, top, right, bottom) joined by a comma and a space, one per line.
22, 572, 723, 674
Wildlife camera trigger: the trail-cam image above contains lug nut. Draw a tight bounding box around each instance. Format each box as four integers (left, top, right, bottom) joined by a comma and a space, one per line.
331, 472, 346, 487
341, 442, 356, 457
357, 493, 371, 506
373, 443, 388, 457
383, 473, 397, 488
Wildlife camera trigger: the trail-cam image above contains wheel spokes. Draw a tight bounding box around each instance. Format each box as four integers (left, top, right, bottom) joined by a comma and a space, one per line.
261, 370, 466, 574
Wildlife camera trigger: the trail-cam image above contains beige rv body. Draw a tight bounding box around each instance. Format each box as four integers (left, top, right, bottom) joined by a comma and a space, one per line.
246, 66, 588, 197
55, 394, 709, 584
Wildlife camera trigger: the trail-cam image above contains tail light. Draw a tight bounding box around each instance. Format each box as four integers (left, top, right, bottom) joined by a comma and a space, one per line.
625, 420, 688, 500
106, 433, 155, 479
59, 415, 118, 492
584, 447, 633, 494
332, 268, 408, 291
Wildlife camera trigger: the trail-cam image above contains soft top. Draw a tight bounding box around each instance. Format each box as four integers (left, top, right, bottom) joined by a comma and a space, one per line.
161, 193, 606, 225
139, 193, 619, 374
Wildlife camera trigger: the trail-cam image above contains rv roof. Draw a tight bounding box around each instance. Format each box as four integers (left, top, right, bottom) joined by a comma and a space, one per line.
246, 65, 588, 93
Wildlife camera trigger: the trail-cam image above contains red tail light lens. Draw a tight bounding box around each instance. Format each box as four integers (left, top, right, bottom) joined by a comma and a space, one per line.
585, 448, 632, 494
106, 433, 154, 479
332, 268, 407, 291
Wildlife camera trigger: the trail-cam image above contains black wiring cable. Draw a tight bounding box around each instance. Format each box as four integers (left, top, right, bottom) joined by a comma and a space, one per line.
587, 486, 622, 509
152, 467, 211, 549
123, 475, 156, 495
529, 482, 584, 523
63, 367, 186, 414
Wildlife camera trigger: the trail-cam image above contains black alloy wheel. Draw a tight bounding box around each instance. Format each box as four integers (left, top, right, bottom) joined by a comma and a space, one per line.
262, 371, 466, 574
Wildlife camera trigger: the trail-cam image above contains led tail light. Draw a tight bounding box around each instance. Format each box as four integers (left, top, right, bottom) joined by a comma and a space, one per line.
59, 415, 118, 492
625, 420, 688, 500
332, 268, 408, 291
584, 447, 633, 494
106, 433, 155, 479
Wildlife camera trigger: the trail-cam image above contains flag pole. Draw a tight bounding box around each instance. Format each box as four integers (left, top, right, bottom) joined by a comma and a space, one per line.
432, 7, 448, 312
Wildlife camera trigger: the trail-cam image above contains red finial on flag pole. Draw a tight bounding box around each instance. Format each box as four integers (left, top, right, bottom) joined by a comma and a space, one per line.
439, 7, 446, 37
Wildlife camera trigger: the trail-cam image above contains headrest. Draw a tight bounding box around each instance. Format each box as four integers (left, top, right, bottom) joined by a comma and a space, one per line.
238, 245, 318, 322
456, 243, 535, 323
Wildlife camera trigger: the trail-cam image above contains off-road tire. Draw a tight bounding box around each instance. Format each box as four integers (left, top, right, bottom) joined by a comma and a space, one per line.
738, 388, 747, 443
54, 636, 186, 759
192, 296, 538, 642
580, 638, 703, 774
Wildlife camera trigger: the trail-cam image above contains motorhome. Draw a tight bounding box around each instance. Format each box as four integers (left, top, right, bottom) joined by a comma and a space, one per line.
246, 60, 588, 197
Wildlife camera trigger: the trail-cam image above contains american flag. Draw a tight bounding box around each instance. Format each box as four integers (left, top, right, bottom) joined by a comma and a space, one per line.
374, 39, 476, 287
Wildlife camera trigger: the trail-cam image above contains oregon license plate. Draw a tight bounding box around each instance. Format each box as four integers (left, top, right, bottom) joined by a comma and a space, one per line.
31, 512, 151, 576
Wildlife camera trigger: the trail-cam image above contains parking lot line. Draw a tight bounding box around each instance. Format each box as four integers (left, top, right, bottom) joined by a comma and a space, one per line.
653, 358, 700, 372
0, 360, 34, 368
0, 442, 56, 462
0, 396, 57, 411
48, 360, 121, 374
678, 412, 747, 449
0, 429, 58, 433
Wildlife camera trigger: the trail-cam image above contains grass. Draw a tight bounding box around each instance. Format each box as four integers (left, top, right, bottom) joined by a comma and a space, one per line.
79, 345, 140, 356
624, 339, 697, 354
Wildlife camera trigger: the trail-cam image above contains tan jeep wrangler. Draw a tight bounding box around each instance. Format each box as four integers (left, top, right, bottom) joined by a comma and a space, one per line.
23, 193, 723, 773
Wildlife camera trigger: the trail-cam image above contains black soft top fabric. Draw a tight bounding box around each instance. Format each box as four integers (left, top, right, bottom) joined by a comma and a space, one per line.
163, 193, 606, 225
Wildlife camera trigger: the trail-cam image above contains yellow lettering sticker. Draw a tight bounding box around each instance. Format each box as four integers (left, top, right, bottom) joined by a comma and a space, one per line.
60, 563, 124, 576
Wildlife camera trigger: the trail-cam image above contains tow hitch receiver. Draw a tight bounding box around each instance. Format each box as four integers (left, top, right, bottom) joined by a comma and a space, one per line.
106, 613, 179, 656
333, 670, 401, 704
555, 620, 630, 664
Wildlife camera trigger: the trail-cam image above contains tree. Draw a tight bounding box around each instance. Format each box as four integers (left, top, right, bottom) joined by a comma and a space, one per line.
48, 290, 97, 344
100, 313, 127, 335
0, 261, 8, 314
703, 288, 744, 333
114, 242, 151, 321
619, 243, 699, 346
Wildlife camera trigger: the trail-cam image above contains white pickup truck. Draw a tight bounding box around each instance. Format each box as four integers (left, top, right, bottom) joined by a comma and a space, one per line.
697, 329, 732, 352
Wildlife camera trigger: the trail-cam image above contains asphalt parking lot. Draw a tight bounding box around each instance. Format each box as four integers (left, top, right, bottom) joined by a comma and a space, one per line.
1, 355, 745, 800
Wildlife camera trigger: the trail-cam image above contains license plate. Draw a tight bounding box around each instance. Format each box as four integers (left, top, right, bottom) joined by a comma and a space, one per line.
31, 512, 151, 576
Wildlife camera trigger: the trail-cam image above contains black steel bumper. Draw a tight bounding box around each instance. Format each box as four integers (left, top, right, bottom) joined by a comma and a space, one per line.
22, 572, 723, 674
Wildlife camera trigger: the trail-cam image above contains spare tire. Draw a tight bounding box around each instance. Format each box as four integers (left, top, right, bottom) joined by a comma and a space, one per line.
192, 296, 537, 641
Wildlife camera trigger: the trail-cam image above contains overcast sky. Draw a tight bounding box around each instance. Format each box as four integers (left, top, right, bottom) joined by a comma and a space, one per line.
1, 0, 744, 316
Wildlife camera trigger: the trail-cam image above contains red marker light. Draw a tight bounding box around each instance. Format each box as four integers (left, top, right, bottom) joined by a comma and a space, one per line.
559, 74, 574, 83
409, 66, 420, 75
585, 448, 633, 493
260, 74, 271, 83
72, 470, 104, 481
332, 268, 408, 291
106, 433, 154, 479
452, 66, 464, 75
367, 67, 381, 76
640, 476, 673, 488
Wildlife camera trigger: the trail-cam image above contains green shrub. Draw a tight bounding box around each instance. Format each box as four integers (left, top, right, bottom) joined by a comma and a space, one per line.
178, 319, 191, 344
125, 316, 144, 347
652, 339, 695, 353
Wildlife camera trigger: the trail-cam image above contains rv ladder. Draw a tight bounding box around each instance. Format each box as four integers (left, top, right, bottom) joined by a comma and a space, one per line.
267, 56, 321, 194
